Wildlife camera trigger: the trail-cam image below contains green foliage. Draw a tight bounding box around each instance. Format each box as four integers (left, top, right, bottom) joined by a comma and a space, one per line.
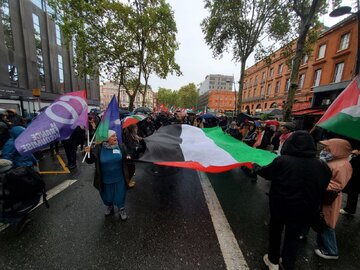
157, 83, 199, 109
48, 0, 180, 110
177, 83, 199, 108
201, 0, 285, 110
157, 88, 178, 108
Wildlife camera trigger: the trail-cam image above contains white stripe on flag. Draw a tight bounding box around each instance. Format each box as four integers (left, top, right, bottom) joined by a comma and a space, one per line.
180, 125, 237, 167
341, 95, 360, 117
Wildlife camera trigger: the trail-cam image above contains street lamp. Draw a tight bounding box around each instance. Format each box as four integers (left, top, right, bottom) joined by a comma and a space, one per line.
330, 3, 360, 75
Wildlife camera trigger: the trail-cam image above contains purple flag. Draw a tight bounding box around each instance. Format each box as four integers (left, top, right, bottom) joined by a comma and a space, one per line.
15, 91, 88, 155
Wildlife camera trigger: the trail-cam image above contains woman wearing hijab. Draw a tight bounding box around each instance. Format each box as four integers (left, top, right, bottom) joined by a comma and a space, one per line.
85, 130, 129, 220
315, 138, 353, 260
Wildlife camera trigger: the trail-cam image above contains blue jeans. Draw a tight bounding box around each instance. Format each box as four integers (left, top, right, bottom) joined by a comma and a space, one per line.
317, 226, 338, 255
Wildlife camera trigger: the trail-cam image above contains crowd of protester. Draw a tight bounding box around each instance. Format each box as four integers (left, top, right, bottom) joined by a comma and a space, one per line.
1, 107, 359, 270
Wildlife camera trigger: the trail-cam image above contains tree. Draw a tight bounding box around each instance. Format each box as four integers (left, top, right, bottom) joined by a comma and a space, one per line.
157, 87, 178, 108
49, 0, 180, 111
136, 0, 182, 106
201, 0, 285, 113
281, 0, 341, 121
177, 83, 199, 108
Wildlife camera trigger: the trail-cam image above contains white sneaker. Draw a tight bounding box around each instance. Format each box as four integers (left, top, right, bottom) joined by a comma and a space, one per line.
119, 208, 128, 221
314, 249, 339, 260
263, 254, 279, 270
340, 209, 354, 215
104, 205, 114, 216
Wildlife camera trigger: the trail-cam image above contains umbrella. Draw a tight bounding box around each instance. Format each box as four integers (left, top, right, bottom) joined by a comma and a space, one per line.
200, 113, 217, 119
134, 107, 152, 114
186, 109, 195, 114
119, 109, 131, 118
265, 120, 280, 126
122, 114, 147, 129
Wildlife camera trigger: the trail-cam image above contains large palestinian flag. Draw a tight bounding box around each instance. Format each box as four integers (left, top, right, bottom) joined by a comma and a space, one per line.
140, 125, 276, 173
317, 76, 360, 140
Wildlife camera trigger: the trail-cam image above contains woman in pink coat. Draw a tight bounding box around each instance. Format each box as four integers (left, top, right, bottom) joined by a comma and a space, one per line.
315, 138, 352, 260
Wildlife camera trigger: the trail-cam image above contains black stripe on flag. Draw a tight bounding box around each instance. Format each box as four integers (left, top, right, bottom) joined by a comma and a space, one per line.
140, 124, 185, 162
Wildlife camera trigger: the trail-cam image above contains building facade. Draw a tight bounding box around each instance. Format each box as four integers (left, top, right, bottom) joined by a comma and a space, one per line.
241, 15, 357, 119
100, 81, 154, 111
198, 74, 234, 95
197, 74, 236, 114
207, 90, 235, 114
0, 0, 100, 115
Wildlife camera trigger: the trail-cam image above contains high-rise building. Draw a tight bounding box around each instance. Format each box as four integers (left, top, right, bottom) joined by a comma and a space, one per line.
198, 74, 234, 95
0, 0, 100, 115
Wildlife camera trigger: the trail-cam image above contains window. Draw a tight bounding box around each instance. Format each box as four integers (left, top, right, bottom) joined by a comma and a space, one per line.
264, 103, 267, 109
313, 69, 322, 87
58, 55, 64, 83
269, 68, 274, 78
333, 62, 344, 83
266, 84, 271, 95
317, 44, 326, 59
278, 63, 284, 75
261, 72, 266, 83
254, 76, 258, 86
274, 81, 280, 95
249, 79, 252, 87
33, 13, 46, 89
302, 54, 308, 65
8, 65, 19, 86
32, 0, 43, 9
285, 79, 290, 92
55, 25, 61, 46
1, 0, 14, 50
339, 33, 350, 51
260, 86, 264, 96
298, 74, 305, 89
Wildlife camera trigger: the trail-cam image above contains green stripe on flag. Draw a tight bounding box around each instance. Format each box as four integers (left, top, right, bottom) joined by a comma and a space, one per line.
319, 112, 360, 141
96, 119, 110, 142
202, 127, 277, 166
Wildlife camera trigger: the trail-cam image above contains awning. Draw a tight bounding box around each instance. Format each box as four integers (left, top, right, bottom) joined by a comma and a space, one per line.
292, 108, 326, 116
313, 80, 351, 93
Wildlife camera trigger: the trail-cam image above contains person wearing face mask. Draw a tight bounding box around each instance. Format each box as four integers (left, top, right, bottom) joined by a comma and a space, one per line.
85, 130, 130, 220
315, 139, 353, 260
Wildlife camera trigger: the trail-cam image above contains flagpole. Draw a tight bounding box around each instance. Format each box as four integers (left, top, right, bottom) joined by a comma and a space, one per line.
82, 132, 96, 163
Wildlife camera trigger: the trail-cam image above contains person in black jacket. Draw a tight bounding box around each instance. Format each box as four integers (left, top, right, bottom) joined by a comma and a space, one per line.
341, 150, 360, 215
255, 131, 332, 270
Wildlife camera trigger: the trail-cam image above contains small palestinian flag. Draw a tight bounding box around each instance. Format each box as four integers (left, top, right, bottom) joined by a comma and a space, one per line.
317, 76, 360, 141
140, 125, 276, 173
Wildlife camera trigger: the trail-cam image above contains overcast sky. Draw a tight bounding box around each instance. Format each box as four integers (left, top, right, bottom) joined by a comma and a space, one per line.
148, 0, 356, 92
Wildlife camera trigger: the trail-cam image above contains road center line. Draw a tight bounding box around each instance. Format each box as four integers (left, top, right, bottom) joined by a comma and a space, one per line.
198, 171, 249, 270
0, 179, 77, 232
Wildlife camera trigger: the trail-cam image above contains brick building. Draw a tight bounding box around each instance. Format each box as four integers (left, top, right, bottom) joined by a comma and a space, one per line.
207, 90, 236, 114
241, 14, 357, 124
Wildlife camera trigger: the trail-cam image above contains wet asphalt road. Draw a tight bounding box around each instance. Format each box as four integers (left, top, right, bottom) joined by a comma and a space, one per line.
0, 150, 225, 270
0, 149, 359, 269
208, 168, 360, 270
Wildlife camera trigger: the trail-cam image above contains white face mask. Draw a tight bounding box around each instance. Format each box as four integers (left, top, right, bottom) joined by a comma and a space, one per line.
320, 150, 333, 161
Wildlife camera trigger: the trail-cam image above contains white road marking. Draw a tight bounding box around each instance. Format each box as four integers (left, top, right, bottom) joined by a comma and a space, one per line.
0, 180, 77, 232
198, 171, 249, 270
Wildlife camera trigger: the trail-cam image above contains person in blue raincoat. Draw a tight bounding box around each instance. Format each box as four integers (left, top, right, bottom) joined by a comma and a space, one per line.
2, 126, 38, 169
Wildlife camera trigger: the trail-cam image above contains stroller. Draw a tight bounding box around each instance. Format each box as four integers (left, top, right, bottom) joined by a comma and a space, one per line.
0, 160, 48, 234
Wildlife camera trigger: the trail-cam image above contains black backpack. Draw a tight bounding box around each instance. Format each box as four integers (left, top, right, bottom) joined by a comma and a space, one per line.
2, 166, 49, 209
